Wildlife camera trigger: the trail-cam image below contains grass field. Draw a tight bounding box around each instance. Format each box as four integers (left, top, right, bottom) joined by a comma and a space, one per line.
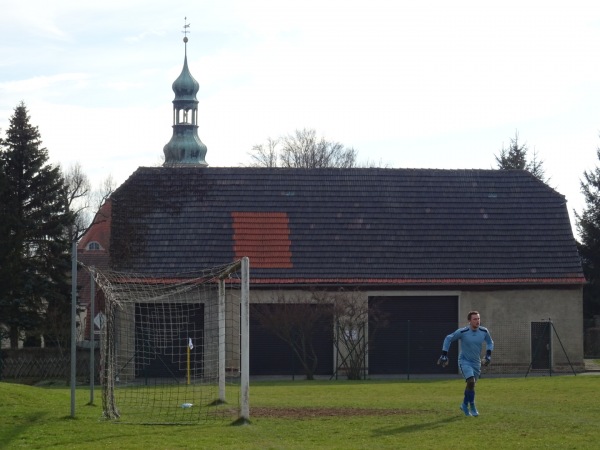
1, 375, 599, 449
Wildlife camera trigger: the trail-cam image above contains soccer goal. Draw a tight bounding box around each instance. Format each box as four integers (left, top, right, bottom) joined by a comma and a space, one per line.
90, 257, 249, 425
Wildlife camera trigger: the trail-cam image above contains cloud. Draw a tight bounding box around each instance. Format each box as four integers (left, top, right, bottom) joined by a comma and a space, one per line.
124, 29, 168, 44
0, 73, 91, 95
1, 0, 600, 238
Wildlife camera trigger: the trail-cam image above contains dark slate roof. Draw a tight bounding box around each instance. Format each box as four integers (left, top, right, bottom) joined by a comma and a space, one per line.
109, 166, 584, 286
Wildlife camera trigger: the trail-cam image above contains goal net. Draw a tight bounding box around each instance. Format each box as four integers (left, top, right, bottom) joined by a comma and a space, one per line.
90, 258, 249, 424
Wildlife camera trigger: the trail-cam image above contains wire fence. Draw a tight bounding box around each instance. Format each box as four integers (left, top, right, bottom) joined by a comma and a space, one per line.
332, 320, 585, 379
583, 316, 600, 358
251, 320, 584, 380
0, 348, 99, 383
366, 320, 582, 379
0, 321, 584, 383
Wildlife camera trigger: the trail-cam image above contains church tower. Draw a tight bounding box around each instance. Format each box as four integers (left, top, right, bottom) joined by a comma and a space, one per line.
163, 19, 208, 166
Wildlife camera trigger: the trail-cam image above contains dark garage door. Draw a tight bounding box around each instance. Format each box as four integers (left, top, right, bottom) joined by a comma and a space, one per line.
531, 321, 551, 370
369, 296, 458, 374
250, 303, 334, 376
134, 303, 204, 379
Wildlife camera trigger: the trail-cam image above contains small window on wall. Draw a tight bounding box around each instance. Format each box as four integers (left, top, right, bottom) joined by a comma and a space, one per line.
87, 241, 101, 251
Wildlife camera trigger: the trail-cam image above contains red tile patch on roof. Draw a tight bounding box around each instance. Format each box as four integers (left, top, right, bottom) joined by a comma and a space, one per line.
78, 199, 112, 251
232, 212, 293, 268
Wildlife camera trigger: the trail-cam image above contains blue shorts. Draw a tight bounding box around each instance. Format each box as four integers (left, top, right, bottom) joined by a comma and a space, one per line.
459, 360, 481, 380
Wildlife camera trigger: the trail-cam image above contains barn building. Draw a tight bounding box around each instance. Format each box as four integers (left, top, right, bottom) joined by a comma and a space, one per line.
80, 34, 585, 378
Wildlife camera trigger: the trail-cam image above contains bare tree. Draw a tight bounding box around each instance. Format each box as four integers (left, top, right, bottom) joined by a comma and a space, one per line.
249, 128, 358, 168
91, 174, 115, 212
62, 165, 116, 239
253, 289, 389, 380
63, 162, 91, 239
249, 137, 279, 168
357, 157, 392, 169
330, 289, 388, 380
253, 292, 332, 380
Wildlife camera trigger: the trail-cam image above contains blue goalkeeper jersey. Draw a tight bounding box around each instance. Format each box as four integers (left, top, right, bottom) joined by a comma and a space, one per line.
442, 326, 494, 364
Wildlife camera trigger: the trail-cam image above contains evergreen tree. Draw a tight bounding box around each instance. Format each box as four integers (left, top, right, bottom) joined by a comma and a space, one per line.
527, 147, 548, 183
0, 165, 11, 344
495, 131, 548, 183
0, 102, 74, 348
576, 145, 600, 320
495, 132, 528, 170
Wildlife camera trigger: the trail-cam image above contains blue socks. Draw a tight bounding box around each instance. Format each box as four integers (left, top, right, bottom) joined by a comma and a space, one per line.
463, 389, 475, 405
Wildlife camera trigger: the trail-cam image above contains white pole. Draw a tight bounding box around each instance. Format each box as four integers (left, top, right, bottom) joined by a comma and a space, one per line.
70, 239, 77, 418
218, 278, 226, 402
240, 257, 250, 422
549, 318, 554, 376
89, 267, 95, 404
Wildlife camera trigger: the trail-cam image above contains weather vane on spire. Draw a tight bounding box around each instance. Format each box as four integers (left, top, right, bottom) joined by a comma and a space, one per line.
182, 17, 190, 42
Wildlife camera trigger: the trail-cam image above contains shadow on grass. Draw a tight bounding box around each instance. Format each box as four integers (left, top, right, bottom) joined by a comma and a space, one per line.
0, 411, 47, 449
371, 415, 461, 436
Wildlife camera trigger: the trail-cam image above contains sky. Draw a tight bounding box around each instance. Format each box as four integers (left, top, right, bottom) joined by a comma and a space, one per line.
1, 0, 600, 235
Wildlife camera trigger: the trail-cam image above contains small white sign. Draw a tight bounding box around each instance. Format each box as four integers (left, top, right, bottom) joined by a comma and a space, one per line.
94, 312, 105, 329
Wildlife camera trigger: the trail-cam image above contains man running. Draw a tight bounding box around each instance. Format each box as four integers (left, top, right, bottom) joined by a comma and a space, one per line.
437, 311, 494, 417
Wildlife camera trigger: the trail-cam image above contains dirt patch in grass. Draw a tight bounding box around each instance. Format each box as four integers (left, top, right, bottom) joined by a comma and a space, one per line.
250, 407, 427, 419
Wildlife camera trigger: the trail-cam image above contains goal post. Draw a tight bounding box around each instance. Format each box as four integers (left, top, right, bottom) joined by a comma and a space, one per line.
240, 256, 250, 423
88, 257, 250, 425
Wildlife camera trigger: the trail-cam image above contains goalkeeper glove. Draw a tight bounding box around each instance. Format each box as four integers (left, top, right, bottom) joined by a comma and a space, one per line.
482, 350, 491, 366
437, 352, 449, 367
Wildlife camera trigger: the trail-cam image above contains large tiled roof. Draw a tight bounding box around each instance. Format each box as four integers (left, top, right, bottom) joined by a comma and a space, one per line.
109, 166, 584, 286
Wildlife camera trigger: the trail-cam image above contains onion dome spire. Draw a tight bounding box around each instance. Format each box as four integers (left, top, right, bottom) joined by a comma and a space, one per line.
163, 18, 208, 166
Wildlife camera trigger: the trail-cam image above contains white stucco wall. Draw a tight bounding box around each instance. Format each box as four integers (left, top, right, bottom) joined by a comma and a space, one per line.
460, 287, 584, 371
251, 286, 584, 373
